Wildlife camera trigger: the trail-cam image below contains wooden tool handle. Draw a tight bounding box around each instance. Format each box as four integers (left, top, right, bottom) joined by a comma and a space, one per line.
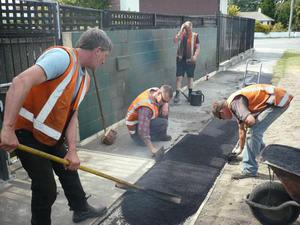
17, 144, 139, 189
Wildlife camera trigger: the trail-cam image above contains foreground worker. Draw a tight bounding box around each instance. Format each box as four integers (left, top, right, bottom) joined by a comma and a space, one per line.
126, 85, 173, 159
0, 28, 112, 224
212, 84, 293, 179
173, 21, 200, 103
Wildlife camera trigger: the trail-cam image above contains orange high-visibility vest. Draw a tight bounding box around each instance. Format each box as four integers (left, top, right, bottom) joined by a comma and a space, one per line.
126, 88, 159, 134
177, 32, 198, 60
15, 46, 90, 146
227, 84, 293, 113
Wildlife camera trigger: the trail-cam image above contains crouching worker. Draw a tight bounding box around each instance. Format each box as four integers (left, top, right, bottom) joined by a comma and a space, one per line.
126, 85, 173, 159
0, 28, 112, 224
211, 84, 293, 180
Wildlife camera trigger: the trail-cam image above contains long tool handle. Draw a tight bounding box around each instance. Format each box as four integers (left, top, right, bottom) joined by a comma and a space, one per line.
91, 70, 107, 133
17, 144, 138, 189
17, 144, 181, 204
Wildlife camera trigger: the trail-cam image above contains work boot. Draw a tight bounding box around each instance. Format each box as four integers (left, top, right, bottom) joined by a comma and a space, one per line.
159, 135, 172, 141
73, 203, 107, 223
188, 89, 193, 102
231, 171, 257, 180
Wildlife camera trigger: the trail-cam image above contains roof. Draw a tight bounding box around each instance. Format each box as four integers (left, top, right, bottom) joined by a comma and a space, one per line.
238, 11, 274, 22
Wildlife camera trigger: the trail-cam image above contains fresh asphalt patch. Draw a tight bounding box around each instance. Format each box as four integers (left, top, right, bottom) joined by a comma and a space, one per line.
97, 119, 238, 225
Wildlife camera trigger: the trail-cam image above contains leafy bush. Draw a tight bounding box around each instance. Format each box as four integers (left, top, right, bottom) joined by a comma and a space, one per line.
228, 4, 240, 16
255, 21, 271, 33
271, 22, 287, 32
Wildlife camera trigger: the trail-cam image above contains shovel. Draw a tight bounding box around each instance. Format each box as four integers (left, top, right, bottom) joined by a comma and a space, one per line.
17, 144, 181, 204
91, 70, 117, 145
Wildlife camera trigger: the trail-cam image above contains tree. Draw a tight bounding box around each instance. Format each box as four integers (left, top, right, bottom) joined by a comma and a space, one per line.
228, 4, 240, 16
260, 0, 276, 18
57, 0, 110, 10
229, 0, 261, 11
294, 0, 300, 30
275, 0, 292, 27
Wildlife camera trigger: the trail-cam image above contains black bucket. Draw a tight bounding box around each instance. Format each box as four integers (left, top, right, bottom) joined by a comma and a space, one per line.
190, 90, 205, 106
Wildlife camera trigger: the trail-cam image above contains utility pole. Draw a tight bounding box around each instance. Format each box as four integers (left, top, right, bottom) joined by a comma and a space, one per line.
288, 0, 295, 38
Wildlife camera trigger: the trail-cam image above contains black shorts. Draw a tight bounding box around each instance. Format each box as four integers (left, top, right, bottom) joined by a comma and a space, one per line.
176, 58, 196, 78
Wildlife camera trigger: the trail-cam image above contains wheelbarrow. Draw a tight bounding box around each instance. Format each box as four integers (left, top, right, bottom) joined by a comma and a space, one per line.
245, 144, 300, 225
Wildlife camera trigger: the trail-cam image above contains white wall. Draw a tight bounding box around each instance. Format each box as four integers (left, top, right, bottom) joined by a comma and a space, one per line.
255, 32, 300, 38
220, 0, 228, 14
120, 0, 139, 12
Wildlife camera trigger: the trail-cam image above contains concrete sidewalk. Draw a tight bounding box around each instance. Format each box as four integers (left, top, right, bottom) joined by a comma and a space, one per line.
1, 38, 300, 225
193, 39, 300, 225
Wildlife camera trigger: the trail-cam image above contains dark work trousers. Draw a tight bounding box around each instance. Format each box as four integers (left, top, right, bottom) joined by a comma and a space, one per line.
130, 117, 168, 146
15, 130, 87, 225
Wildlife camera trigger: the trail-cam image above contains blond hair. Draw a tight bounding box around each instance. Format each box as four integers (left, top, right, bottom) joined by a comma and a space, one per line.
160, 85, 174, 99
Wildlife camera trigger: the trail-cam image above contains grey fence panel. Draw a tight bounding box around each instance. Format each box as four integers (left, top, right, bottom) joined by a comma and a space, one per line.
74, 27, 218, 140
60, 5, 101, 31
0, 37, 56, 82
218, 15, 255, 63
0, 0, 57, 37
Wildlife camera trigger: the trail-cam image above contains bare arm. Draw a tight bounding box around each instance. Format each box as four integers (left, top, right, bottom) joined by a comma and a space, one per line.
144, 138, 158, 155
64, 111, 80, 171
0, 65, 46, 152
174, 24, 186, 43
237, 123, 247, 154
244, 114, 256, 126
160, 102, 169, 117
193, 44, 200, 59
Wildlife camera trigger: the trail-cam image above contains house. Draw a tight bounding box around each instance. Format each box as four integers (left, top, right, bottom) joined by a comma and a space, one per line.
109, 0, 228, 15
238, 8, 274, 25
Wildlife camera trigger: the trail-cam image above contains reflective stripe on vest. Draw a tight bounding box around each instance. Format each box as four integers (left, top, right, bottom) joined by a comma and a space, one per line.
126, 88, 159, 134
19, 108, 61, 140
126, 99, 156, 125
18, 48, 79, 141
36, 50, 77, 123
190, 32, 195, 58
227, 84, 292, 113
177, 32, 197, 60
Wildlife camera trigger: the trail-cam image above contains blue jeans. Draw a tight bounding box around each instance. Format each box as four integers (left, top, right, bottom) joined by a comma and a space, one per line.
242, 106, 289, 175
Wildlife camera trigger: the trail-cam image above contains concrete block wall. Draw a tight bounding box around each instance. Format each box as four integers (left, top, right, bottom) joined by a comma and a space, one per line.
69, 27, 218, 140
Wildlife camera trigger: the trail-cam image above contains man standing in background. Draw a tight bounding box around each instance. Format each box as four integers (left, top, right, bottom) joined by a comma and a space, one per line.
173, 21, 200, 103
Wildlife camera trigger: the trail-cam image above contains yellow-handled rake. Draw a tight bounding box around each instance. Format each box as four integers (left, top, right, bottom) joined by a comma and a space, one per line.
17, 144, 181, 204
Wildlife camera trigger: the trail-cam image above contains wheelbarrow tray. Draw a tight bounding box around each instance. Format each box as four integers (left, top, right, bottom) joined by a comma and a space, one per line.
261, 144, 300, 203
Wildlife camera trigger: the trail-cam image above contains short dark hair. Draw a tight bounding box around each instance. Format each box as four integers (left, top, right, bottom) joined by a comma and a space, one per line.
161, 85, 174, 99
76, 28, 113, 52
211, 100, 226, 119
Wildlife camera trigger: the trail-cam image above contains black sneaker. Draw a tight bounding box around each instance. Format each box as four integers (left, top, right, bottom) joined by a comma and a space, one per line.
73, 203, 107, 223
174, 94, 180, 103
